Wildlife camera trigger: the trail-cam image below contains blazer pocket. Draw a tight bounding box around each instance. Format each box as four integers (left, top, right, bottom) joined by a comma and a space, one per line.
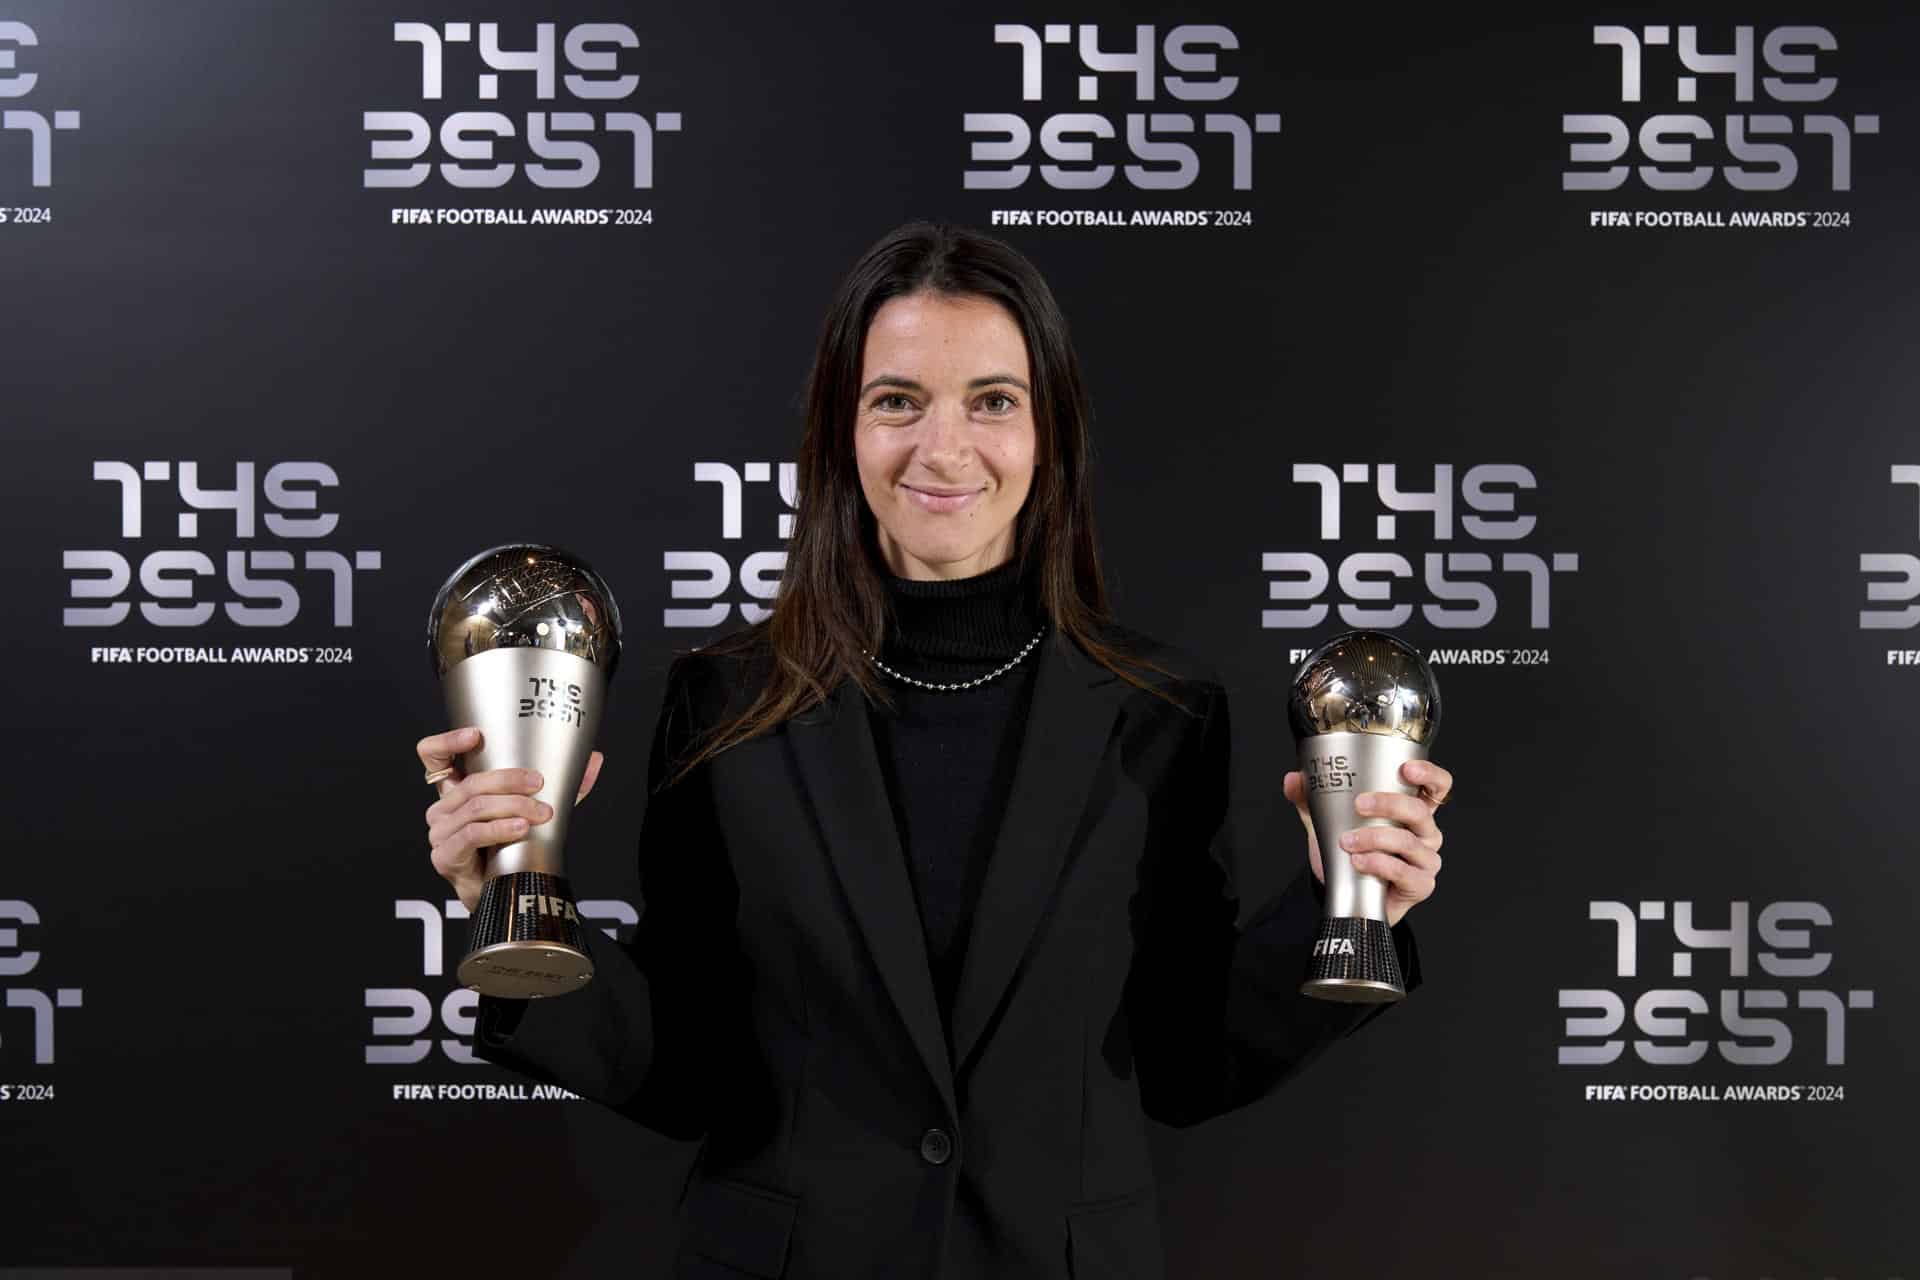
1065, 1186, 1164, 1280
675, 1175, 800, 1279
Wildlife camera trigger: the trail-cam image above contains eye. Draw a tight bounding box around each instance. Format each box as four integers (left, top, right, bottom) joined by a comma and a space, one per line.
873, 392, 915, 413
979, 391, 1019, 414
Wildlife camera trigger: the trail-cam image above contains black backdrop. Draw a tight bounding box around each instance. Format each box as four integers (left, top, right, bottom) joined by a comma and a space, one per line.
5, 3, 1915, 1277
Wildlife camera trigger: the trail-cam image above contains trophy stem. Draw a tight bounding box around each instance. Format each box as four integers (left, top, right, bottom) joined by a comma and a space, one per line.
1300, 917, 1405, 1003
458, 870, 595, 999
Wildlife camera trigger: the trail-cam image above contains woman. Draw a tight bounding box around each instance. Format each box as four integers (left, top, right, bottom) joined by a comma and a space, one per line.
415, 222, 1450, 1279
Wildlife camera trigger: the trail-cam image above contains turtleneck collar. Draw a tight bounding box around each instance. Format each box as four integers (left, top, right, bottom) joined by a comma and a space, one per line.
879, 556, 1045, 676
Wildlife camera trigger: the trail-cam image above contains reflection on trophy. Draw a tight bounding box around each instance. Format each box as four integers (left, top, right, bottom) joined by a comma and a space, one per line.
1288, 630, 1441, 1003
428, 544, 621, 999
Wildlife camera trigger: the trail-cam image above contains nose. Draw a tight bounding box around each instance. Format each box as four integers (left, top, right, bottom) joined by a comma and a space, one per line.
917, 400, 971, 473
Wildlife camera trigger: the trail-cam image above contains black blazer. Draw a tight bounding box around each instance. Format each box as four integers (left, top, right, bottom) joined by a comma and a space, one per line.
474, 625, 1420, 1279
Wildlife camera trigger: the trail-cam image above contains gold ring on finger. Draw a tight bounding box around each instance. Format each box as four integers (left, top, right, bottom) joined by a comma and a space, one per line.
424, 767, 456, 787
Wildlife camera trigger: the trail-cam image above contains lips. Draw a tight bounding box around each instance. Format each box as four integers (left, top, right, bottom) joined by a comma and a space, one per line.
903, 484, 984, 514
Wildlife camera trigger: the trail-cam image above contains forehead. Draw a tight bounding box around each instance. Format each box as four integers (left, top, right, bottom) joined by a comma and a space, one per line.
861, 292, 1030, 376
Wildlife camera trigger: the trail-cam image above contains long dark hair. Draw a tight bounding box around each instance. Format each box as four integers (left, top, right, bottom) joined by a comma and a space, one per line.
671, 220, 1183, 783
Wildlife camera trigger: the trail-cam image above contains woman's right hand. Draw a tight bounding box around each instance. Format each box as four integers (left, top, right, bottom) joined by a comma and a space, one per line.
417, 726, 605, 912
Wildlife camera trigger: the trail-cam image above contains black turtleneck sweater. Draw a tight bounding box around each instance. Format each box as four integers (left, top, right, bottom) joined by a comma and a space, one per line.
867, 558, 1045, 1042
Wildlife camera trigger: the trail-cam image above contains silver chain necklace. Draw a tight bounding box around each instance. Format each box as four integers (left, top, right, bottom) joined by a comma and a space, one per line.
865, 625, 1046, 692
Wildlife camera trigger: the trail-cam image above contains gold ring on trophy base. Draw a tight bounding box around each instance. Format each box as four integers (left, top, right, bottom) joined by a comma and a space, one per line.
1299, 977, 1406, 1004
458, 940, 594, 999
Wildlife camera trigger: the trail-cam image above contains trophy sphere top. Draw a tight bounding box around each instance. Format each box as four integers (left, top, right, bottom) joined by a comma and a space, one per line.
1287, 630, 1440, 744
428, 543, 622, 679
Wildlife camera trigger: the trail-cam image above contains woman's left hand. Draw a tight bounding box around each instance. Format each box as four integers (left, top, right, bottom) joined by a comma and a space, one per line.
1280, 759, 1450, 928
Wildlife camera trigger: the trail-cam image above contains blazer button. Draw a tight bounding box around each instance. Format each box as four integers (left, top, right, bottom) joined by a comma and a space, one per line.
919, 1127, 953, 1165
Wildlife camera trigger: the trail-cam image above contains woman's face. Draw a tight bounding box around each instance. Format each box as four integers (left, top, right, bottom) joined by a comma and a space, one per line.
853, 291, 1038, 581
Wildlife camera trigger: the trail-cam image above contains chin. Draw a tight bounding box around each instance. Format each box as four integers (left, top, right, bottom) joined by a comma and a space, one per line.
908, 544, 985, 569
893, 537, 1004, 575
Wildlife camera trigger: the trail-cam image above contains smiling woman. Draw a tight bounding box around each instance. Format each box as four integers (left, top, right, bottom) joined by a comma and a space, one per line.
421, 220, 1447, 1280
853, 293, 1038, 581
663, 219, 1204, 774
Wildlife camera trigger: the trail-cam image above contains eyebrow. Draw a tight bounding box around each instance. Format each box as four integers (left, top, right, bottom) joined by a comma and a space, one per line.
859, 373, 1031, 396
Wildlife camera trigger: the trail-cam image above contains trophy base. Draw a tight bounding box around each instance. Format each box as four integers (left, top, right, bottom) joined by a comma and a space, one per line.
1300, 916, 1405, 1004
457, 871, 595, 999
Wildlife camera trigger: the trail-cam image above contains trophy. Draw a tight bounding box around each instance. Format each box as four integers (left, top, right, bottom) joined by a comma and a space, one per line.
428, 544, 621, 998
1288, 630, 1441, 1003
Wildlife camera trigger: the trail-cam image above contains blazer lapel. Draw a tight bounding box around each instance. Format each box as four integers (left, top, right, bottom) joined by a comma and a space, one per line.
785, 636, 1133, 1109
786, 678, 958, 1118
948, 635, 1129, 1076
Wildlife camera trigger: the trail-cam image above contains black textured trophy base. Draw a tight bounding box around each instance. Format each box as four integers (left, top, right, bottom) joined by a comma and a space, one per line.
1300, 916, 1405, 1003
457, 871, 594, 999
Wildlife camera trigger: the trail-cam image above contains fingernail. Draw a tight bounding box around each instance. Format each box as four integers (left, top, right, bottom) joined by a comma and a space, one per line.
1356, 794, 1375, 813
536, 802, 553, 820
1339, 832, 1359, 850
527, 771, 544, 789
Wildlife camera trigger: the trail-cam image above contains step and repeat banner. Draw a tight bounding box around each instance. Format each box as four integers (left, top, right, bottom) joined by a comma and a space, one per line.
6, 3, 1915, 1277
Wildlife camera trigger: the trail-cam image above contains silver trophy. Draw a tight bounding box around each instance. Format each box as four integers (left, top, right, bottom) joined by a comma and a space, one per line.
427, 544, 621, 998
1288, 630, 1441, 1003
